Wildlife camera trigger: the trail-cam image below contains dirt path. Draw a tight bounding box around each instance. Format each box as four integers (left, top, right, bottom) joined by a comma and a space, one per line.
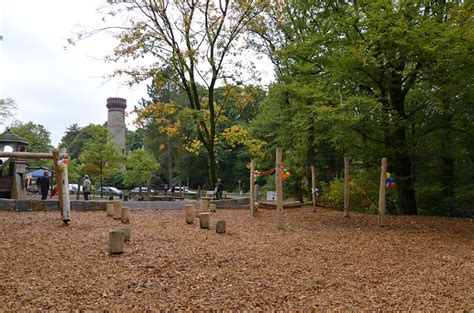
0, 208, 472, 310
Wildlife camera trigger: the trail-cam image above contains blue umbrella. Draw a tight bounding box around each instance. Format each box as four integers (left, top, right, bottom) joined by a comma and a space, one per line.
26, 169, 54, 178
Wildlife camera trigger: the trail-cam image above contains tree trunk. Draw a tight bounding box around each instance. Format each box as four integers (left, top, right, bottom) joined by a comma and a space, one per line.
207, 144, 217, 188
306, 129, 315, 200
388, 76, 417, 215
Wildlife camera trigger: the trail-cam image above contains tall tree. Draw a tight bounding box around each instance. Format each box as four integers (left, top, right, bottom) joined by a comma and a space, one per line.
124, 149, 159, 190
93, 0, 264, 186
251, 0, 473, 214
9, 121, 53, 153
78, 125, 123, 194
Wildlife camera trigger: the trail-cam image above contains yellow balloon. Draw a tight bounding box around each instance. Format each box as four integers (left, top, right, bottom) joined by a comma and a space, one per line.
386, 172, 391, 179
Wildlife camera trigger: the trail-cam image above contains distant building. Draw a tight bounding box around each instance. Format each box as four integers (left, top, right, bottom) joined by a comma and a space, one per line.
106, 97, 127, 156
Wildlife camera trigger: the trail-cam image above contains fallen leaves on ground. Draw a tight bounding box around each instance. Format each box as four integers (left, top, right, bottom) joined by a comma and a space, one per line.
0, 208, 472, 310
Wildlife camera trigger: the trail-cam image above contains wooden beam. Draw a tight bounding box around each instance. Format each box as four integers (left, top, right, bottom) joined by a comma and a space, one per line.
343, 156, 350, 218
311, 166, 316, 210
276, 147, 283, 230
378, 158, 388, 227
52, 149, 63, 215
0, 151, 67, 159
250, 160, 255, 216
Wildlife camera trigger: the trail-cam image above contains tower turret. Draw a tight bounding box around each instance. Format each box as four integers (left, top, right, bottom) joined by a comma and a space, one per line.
106, 97, 127, 155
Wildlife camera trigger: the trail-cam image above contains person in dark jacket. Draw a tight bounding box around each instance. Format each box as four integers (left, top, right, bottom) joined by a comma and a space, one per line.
215, 178, 224, 200
36, 171, 50, 200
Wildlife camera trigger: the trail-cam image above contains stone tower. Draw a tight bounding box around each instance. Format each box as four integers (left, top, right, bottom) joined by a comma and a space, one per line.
106, 97, 127, 155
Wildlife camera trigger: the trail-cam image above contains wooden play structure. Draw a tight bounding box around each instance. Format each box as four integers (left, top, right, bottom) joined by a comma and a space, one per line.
249, 147, 390, 228
0, 129, 71, 224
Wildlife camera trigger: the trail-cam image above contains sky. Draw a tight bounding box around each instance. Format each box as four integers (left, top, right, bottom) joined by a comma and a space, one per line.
0, 1, 156, 146
0, 1, 274, 147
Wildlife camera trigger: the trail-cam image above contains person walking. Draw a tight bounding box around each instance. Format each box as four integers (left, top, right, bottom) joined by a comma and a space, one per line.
82, 175, 92, 201
36, 171, 50, 200
215, 178, 224, 200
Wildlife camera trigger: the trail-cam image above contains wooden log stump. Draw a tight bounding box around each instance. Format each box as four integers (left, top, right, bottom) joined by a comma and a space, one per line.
201, 199, 210, 212
106, 203, 114, 217
109, 229, 125, 254
216, 220, 226, 234
113, 202, 122, 220
121, 207, 130, 224
210, 203, 217, 213
199, 212, 210, 229
185, 204, 194, 224
113, 227, 131, 242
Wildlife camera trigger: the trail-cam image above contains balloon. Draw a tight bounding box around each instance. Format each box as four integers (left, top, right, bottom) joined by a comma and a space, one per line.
63, 159, 69, 166
389, 182, 396, 188
286, 172, 291, 177
386, 172, 391, 179
387, 177, 394, 183
385, 183, 390, 187
58, 163, 65, 171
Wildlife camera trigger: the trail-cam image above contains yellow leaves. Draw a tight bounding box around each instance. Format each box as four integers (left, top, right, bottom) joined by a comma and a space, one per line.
134, 101, 182, 139
222, 125, 267, 160
222, 125, 249, 148
185, 139, 203, 155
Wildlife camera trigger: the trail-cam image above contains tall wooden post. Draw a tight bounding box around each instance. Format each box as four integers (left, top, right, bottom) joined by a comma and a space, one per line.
61, 162, 71, 224
343, 156, 350, 217
250, 160, 256, 216
52, 149, 63, 216
60, 148, 70, 224
311, 166, 316, 210
378, 158, 388, 227
276, 148, 284, 230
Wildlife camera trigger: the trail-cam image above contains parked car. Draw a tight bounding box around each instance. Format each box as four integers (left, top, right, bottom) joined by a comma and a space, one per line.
171, 186, 197, 195
131, 187, 156, 193
68, 184, 79, 191
97, 186, 123, 196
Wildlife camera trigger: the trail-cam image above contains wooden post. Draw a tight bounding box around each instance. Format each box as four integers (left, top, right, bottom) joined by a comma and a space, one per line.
121, 207, 130, 224
201, 199, 209, 212
210, 203, 217, 212
343, 156, 350, 218
311, 166, 316, 210
378, 158, 388, 227
216, 220, 226, 234
185, 203, 194, 224
276, 147, 284, 230
106, 203, 114, 216
146, 178, 151, 201
60, 151, 71, 224
113, 202, 122, 219
113, 227, 131, 242
250, 160, 255, 216
199, 212, 210, 229
52, 149, 63, 216
109, 229, 125, 254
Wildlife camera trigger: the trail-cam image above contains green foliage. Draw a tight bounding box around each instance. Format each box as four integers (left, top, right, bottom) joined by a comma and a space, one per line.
9, 121, 52, 153
78, 125, 123, 189
249, 0, 474, 215
0, 98, 16, 125
124, 149, 159, 188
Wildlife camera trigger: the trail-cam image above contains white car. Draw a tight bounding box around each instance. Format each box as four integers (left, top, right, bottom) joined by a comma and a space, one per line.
131, 187, 156, 193
68, 184, 79, 191
172, 187, 197, 195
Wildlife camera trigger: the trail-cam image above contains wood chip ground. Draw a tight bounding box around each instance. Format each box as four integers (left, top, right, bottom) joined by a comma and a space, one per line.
0, 208, 472, 310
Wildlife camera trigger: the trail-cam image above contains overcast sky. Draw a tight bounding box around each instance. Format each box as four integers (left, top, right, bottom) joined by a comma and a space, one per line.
0, 1, 151, 146
0, 1, 274, 147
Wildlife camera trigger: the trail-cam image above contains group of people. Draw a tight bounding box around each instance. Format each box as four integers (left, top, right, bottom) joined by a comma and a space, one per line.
35, 172, 92, 201
35, 173, 225, 201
